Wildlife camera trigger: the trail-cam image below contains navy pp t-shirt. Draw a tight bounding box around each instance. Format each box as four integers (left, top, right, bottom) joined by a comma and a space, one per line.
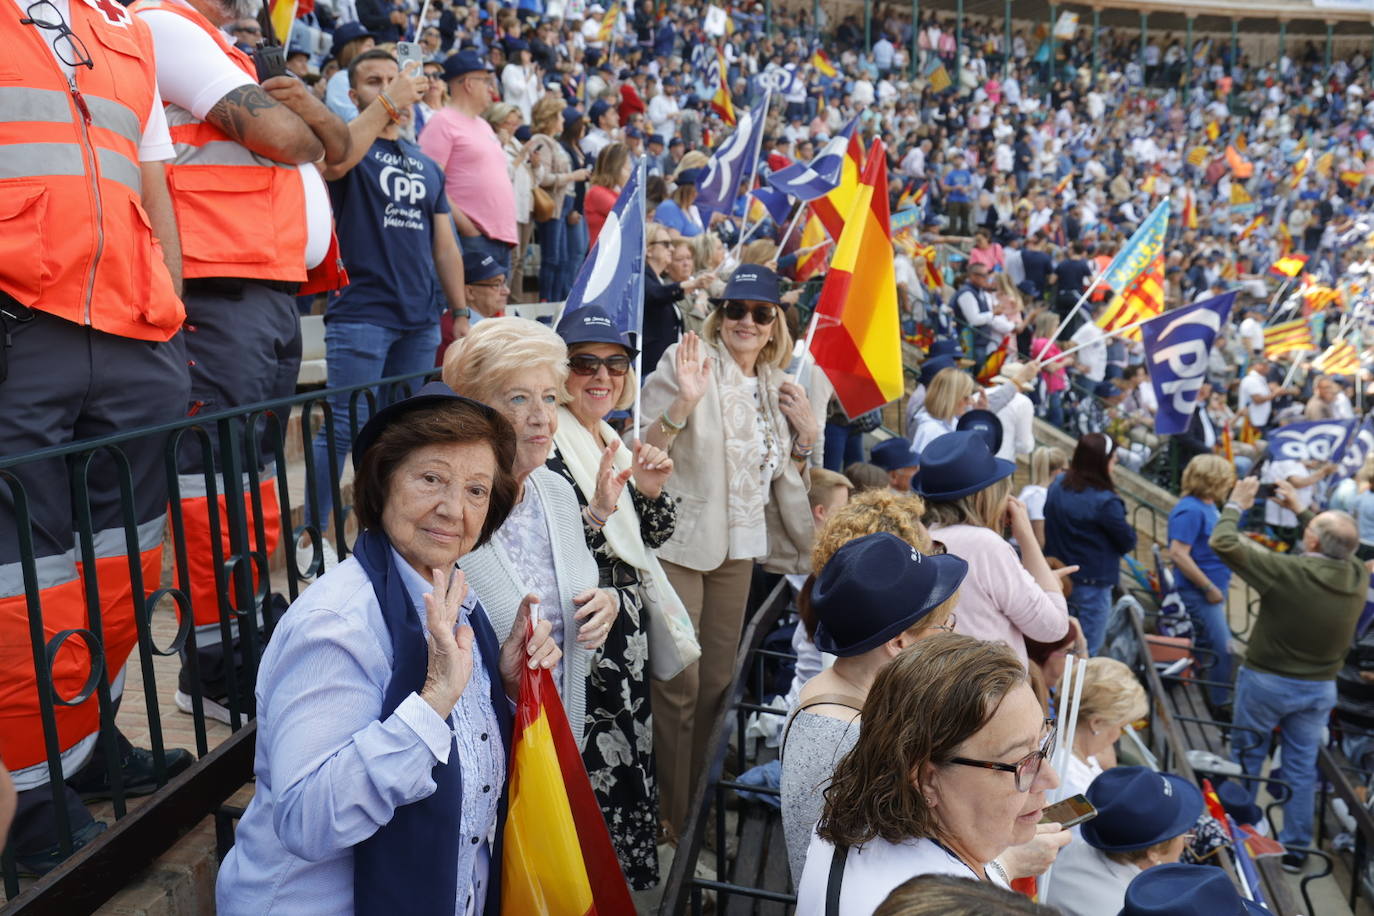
327, 137, 449, 331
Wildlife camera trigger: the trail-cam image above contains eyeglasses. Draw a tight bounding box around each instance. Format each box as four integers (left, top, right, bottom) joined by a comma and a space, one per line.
21, 0, 93, 69
468, 278, 507, 289
568, 353, 631, 376
721, 302, 777, 325
947, 719, 1056, 792
932, 612, 957, 633
649, 239, 673, 247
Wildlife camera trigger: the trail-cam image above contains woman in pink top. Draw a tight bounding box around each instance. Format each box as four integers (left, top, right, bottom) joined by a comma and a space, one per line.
967, 229, 1005, 273
912, 429, 1074, 669
1030, 312, 1069, 428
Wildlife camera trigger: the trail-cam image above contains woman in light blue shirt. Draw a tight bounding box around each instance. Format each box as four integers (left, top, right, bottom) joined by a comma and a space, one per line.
216, 384, 560, 916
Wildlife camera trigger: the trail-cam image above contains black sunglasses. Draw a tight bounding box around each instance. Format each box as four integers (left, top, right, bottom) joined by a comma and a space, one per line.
947, 719, 1056, 793
569, 353, 631, 376
721, 302, 777, 325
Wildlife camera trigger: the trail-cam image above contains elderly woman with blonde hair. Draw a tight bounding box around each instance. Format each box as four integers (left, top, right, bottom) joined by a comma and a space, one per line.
909, 367, 979, 454
1057, 657, 1149, 799
442, 318, 621, 754
1167, 454, 1239, 709
639, 264, 818, 838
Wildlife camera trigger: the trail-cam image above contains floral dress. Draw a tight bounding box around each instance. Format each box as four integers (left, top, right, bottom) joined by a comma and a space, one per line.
546, 449, 677, 890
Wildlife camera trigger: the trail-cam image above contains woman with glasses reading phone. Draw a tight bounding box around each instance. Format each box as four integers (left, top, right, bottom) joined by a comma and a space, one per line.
543, 304, 682, 890
639, 264, 818, 840
797, 634, 1061, 915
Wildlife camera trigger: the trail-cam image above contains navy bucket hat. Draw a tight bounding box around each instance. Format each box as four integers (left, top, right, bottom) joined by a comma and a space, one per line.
911, 430, 1016, 501
1081, 766, 1203, 853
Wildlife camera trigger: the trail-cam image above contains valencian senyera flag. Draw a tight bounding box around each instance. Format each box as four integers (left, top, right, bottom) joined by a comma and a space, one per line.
1266, 418, 1356, 463
1316, 340, 1360, 376
1097, 200, 1170, 340
808, 139, 903, 417
1262, 318, 1314, 357
1140, 291, 1236, 434
502, 621, 636, 916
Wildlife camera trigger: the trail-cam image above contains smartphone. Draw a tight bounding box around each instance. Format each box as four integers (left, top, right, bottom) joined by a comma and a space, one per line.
1040, 794, 1098, 829
396, 41, 423, 72
1257, 483, 1277, 500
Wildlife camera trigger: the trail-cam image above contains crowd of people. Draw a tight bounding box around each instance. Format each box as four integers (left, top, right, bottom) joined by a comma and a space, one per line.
8, 0, 1374, 910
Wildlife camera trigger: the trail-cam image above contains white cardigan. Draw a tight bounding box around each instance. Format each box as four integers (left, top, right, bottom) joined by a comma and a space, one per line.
460, 466, 599, 748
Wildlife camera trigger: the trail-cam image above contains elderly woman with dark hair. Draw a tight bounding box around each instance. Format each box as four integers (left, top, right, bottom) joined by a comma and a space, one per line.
442, 318, 622, 752
796, 634, 1061, 914
1043, 432, 1138, 655
217, 384, 560, 915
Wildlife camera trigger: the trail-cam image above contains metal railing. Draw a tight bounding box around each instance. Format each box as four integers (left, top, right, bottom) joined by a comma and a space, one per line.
1, 367, 436, 911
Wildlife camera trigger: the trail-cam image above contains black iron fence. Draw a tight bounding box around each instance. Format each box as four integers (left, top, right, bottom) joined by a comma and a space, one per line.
0, 367, 435, 911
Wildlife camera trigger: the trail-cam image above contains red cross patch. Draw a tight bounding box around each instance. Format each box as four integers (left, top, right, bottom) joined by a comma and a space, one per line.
82, 0, 131, 27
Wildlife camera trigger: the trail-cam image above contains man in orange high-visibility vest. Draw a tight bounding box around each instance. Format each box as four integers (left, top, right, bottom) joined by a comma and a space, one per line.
132, 0, 351, 725
0, 0, 192, 876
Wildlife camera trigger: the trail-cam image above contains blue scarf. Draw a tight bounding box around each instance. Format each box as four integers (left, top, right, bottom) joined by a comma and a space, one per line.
351, 528, 511, 915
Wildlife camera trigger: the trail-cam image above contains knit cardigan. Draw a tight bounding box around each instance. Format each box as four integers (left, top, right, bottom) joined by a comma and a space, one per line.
460, 466, 600, 748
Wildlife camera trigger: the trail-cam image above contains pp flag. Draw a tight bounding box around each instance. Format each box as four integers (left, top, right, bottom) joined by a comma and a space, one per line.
766, 115, 860, 202
696, 95, 768, 219
502, 621, 636, 916
809, 139, 904, 416
563, 158, 645, 338
1266, 419, 1356, 463
1338, 414, 1374, 482
1140, 291, 1237, 435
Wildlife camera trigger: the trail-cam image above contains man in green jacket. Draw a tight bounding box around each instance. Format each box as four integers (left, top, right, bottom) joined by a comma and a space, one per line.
1209, 476, 1366, 873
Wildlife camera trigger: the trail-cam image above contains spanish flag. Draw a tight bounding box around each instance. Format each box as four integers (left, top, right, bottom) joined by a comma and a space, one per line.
1182, 189, 1198, 230
1238, 214, 1264, 241
502, 626, 635, 916
809, 139, 904, 417
1262, 318, 1314, 357
711, 49, 735, 125
1269, 254, 1308, 278
795, 208, 830, 280
811, 48, 838, 78
1316, 340, 1360, 376
810, 132, 866, 241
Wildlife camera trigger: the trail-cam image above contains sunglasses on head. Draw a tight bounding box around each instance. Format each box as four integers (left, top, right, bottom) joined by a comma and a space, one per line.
720, 302, 777, 325
568, 353, 632, 376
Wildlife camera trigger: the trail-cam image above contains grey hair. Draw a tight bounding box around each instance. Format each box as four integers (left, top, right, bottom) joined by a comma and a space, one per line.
1312, 511, 1359, 560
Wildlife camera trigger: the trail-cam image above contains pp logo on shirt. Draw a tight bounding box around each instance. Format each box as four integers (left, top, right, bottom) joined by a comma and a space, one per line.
379, 164, 427, 205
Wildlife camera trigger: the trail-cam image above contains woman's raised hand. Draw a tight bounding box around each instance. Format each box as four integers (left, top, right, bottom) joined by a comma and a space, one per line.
675, 331, 713, 410
630, 438, 673, 499
590, 441, 634, 519
498, 594, 560, 700
419, 568, 474, 720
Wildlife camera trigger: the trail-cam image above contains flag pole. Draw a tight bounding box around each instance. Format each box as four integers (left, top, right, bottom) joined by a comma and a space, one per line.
1265, 276, 1295, 320
1279, 351, 1306, 390
1042, 308, 1156, 366
792, 308, 821, 382
1034, 271, 1109, 360
776, 202, 808, 251
633, 157, 647, 437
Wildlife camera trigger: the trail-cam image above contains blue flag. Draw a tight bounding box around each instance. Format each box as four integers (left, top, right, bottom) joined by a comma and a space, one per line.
1337, 413, 1374, 481
1140, 291, 1236, 435
563, 157, 645, 338
1266, 418, 1357, 463
766, 115, 859, 202
750, 186, 791, 224
696, 94, 769, 219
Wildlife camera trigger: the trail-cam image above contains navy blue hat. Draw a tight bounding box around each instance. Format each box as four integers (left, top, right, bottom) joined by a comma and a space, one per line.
626, 125, 644, 139
1094, 379, 1122, 399
810, 532, 968, 657
442, 48, 494, 81
589, 99, 612, 123
648, 133, 665, 146
1081, 767, 1203, 853
918, 354, 958, 388
563, 105, 584, 124
351, 382, 510, 472
674, 167, 703, 186
668, 136, 685, 147
712, 264, 782, 306
1215, 780, 1263, 827
503, 36, 529, 52
333, 21, 376, 48
928, 337, 963, 359
619, 67, 633, 79
1120, 863, 1267, 916
463, 250, 505, 284
555, 305, 637, 355
957, 408, 1003, 456
911, 430, 1016, 501
514, 125, 532, 142
869, 438, 921, 471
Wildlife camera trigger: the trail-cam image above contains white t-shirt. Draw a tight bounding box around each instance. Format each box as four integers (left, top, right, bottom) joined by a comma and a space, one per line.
15, 0, 174, 161
1019, 483, 1049, 521
1070, 321, 1107, 382
996, 392, 1035, 461
796, 834, 1009, 916
137, 0, 331, 268
1263, 458, 1311, 528
1238, 370, 1274, 427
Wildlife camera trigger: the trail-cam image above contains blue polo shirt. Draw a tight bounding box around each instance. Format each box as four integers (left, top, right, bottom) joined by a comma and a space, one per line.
944, 167, 973, 203
1167, 495, 1230, 593
327, 137, 449, 331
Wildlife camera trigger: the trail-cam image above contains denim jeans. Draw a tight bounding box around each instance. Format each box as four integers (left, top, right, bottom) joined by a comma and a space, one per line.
1230, 666, 1336, 847
822, 422, 866, 472
1068, 582, 1113, 655
558, 211, 588, 302
308, 319, 441, 529
535, 202, 569, 302
1178, 583, 1234, 708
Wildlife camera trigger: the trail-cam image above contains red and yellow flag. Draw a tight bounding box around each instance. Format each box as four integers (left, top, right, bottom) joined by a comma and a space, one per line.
268, 0, 298, 46
1238, 214, 1264, 241
1262, 318, 1314, 357
810, 133, 865, 241
795, 208, 830, 280
1097, 252, 1164, 341
502, 627, 635, 916
811, 48, 838, 78
1269, 253, 1308, 278
809, 139, 904, 417
1316, 340, 1360, 376
710, 49, 735, 126
1182, 189, 1197, 230
597, 3, 621, 44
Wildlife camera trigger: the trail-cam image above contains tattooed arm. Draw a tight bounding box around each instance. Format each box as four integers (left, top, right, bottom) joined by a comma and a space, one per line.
204, 83, 326, 165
